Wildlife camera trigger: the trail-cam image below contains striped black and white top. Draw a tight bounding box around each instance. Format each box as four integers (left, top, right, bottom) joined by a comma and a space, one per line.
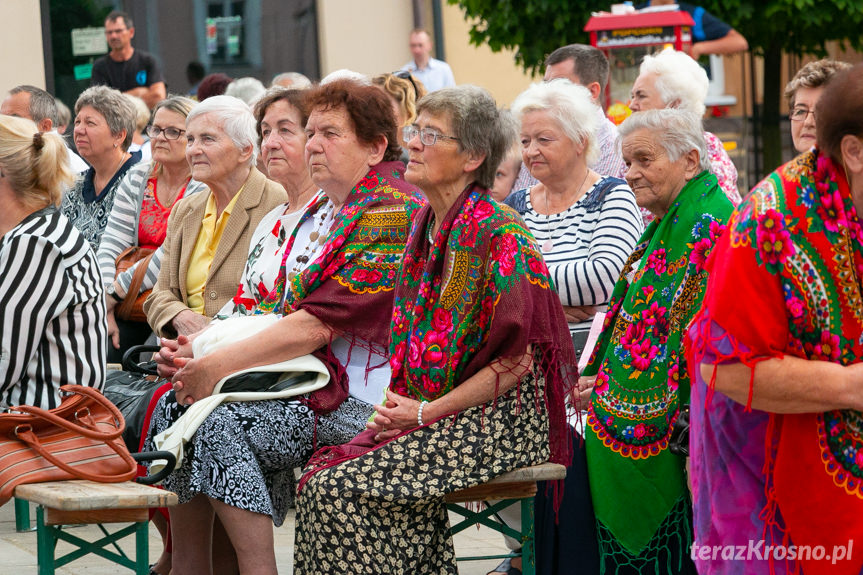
505, 177, 643, 331
0, 207, 107, 409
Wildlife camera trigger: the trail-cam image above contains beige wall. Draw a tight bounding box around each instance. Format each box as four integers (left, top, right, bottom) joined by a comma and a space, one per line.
314, 0, 538, 107
0, 1, 46, 95
442, 4, 540, 108
315, 0, 413, 77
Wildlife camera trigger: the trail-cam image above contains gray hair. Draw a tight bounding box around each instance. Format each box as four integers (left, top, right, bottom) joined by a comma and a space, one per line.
271, 72, 312, 90
321, 69, 371, 86
417, 85, 509, 189
187, 95, 258, 166
511, 79, 599, 165
618, 109, 709, 172
74, 85, 137, 150
224, 77, 267, 106
9, 85, 59, 127
785, 59, 852, 106
639, 48, 708, 117
124, 94, 150, 132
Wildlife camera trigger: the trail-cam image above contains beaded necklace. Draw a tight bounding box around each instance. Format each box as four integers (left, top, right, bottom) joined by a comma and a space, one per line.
287, 201, 333, 281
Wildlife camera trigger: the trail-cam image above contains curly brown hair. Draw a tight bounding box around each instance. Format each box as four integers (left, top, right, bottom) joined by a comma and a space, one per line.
304, 80, 401, 162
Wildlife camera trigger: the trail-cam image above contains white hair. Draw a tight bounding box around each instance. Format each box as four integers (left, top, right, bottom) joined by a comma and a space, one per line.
271, 72, 312, 90
187, 95, 258, 166
511, 79, 599, 165
321, 69, 371, 86
618, 109, 710, 172
639, 48, 709, 117
224, 77, 267, 107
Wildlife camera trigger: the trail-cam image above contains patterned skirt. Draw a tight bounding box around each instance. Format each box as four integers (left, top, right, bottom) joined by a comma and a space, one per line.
293, 376, 550, 574
144, 392, 373, 526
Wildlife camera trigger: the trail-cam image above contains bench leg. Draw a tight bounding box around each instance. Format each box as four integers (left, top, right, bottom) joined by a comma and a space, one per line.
35, 507, 56, 575
520, 497, 536, 575
135, 519, 149, 575
14, 497, 31, 532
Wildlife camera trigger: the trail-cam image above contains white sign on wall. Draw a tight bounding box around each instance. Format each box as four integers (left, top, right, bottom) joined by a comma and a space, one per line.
71, 28, 107, 57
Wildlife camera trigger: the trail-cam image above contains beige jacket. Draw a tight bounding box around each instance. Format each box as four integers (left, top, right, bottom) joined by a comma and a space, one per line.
144, 167, 287, 337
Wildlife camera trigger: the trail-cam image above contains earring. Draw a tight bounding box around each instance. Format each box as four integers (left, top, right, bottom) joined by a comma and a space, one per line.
113, 143, 118, 148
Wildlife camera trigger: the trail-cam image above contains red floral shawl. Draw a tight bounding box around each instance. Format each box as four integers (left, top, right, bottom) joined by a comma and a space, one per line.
257, 162, 424, 411
687, 150, 863, 575
299, 185, 576, 486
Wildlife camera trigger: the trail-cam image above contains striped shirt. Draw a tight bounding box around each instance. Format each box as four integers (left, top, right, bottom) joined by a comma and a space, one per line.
97, 162, 206, 296
0, 207, 107, 409
505, 177, 643, 331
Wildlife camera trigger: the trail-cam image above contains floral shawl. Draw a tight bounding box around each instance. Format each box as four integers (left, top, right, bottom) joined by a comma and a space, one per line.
686, 150, 863, 575
582, 171, 733, 559
255, 162, 424, 409
299, 185, 576, 486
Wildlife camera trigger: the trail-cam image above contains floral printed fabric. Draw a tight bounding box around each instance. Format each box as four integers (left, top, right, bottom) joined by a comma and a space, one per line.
582, 170, 733, 565
704, 130, 742, 206
686, 150, 863, 575
255, 162, 423, 352
137, 175, 187, 250
294, 376, 549, 574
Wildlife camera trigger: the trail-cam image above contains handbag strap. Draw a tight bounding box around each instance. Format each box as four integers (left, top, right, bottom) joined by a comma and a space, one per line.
12, 386, 125, 441
117, 250, 154, 321
15, 427, 137, 483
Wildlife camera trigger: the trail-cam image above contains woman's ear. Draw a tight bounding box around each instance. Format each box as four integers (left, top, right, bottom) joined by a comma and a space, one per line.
367, 135, 388, 166
682, 148, 701, 180
463, 149, 487, 175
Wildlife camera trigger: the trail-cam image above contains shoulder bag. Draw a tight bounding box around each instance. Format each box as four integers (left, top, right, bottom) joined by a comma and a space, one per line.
115, 246, 155, 323
0, 385, 138, 506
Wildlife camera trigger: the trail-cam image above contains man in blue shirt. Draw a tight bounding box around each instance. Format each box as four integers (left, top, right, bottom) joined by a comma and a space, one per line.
401, 29, 456, 92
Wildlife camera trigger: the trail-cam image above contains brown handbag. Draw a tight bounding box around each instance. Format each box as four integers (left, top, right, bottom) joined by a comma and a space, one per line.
115, 246, 155, 323
0, 385, 138, 506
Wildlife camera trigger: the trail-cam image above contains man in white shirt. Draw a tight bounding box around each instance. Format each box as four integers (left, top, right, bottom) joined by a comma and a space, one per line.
401, 29, 455, 92
1, 85, 89, 174
511, 44, 627, 194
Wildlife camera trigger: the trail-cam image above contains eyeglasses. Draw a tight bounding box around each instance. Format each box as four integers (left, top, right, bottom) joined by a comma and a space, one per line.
392, 70, 420, 97
790, 106, 815, 122
147, 126, 186, 140
402, 125, 460, 146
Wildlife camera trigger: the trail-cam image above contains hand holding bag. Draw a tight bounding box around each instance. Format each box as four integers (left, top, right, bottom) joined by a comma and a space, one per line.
0, 385, 138, 506
114, 246, 155, 323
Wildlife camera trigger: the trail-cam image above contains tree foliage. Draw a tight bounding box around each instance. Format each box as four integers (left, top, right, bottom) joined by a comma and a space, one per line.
453, 0, 863, 71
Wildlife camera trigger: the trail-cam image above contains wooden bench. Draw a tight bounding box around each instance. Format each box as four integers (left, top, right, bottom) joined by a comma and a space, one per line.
14, 480, 177, 575
445, 462, 566, 575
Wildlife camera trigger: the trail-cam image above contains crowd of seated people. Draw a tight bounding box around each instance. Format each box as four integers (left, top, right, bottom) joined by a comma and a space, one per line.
3, 24, 862, 575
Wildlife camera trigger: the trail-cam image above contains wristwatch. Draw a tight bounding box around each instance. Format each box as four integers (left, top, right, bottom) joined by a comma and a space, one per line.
105, 282, 123, 302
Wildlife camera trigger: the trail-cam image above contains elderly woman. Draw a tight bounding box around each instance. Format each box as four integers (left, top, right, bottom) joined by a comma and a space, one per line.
143, 95, 286, 339
0, 115, 106, 408
629, 47, 742, 206
146, 80, 422, 575
687, 64, 863, 575
218, 87, 318, 317
61, 85, 139, 249
784, 58, 851, 154
578, 109, 734, 573
98, 96, 205, 362
292, 85, 575, 574
508, 80, 643, 358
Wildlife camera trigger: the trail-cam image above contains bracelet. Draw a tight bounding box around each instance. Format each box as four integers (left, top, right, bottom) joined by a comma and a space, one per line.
417, 400, 428, 427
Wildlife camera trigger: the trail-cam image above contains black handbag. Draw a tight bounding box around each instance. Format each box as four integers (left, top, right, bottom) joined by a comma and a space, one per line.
103, 346, 165, 453
668, 404, 690, 457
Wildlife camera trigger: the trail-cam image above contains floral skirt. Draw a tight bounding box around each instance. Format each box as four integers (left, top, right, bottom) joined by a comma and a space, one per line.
293, 377, 550, 574
144, 392, 373, 525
